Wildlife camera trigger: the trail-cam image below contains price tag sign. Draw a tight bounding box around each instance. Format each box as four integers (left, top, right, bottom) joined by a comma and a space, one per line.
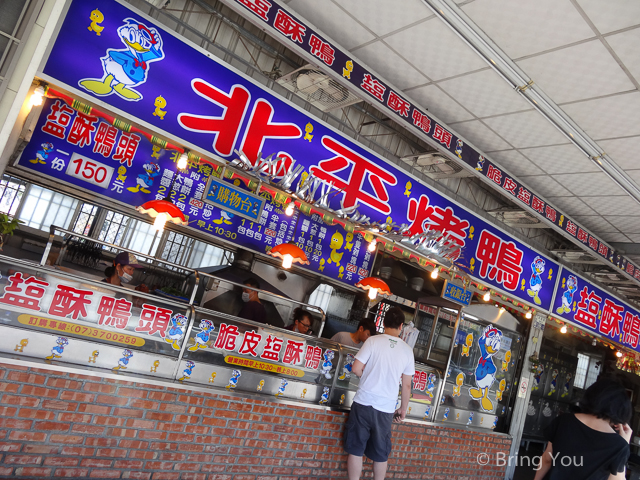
66, 153, 115, 188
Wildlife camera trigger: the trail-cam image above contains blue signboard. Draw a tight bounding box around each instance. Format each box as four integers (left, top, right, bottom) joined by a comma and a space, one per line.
552, 267, 640, 354
33, 0, 560, 308
204, 176, 264, 222
442, 282, 472, 307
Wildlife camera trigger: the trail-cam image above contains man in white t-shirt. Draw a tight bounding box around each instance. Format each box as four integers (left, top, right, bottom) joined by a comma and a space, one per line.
343, 306, 415, 480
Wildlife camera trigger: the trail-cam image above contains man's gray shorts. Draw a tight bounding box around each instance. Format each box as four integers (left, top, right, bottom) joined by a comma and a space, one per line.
343, 402, 394, 462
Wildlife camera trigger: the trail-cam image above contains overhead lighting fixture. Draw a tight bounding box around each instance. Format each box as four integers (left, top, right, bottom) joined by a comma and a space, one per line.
268, 242, 309, 269
30, 85, 45, 107
616, 351, 623, 358
368, 238, 377, 253
177, 151, 189, 170
499, 306, 505, 313
483, 292, 491, 302
560, 325, 567, 334
525, 311, 532, 319
355, 277, 391, 301
285, 201, 295, 216
430, 268, 439, 279
137, 199, 187, 232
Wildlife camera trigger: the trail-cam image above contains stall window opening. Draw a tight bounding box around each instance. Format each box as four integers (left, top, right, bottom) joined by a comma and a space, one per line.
70, 203, 99, 236
574, 352, 600, 390
187, 240, 230, 269
98, 211, 131, 249
18, 184, 78, 231
162, 231, 195, 269
308, 283, 334, 313
0, 175, 26, 216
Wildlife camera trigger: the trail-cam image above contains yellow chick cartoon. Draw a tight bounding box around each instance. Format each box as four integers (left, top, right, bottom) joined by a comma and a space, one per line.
153, 96, 167, 119
257, 379, 264, 391
502, 350, 511, 372
452, 373, 464, 397
343, 60, 354, 79
345, 232, 354, 251
339, 394, 345, 405
14, 339, 28, 353
461, 334, 473, 357
328, 231, 344, 266
496, 379, 506, 401
88, 9, 104, 36
150, 359, 160, 372
304, 123, 314, 142
209, 372, 217, 384
301, 388, 307, 399
318, 258, 326, 272
88, 349, 100, 364
404, 181, 412, 197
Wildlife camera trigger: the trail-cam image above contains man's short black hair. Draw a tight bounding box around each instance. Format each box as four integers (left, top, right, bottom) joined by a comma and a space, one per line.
579, 378, 632, 424
243, 278, 260, 289
383, 306, 405, 330
357, 318, 376, 335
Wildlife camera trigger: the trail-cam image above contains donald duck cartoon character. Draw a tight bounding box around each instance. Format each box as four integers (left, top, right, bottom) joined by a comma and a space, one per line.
338, 354, 354, 381
80, 18, 165, 101
556, 275, 578, 314
178, 360, 195, 381
532, 364, 544, 391
426, 373, 436, 400
226, 370, 241, 390
127, 162, 160, 193
548, 369, 559, 396
469, 325, 502, 411
321, 350, 334, 379
165, 313, 188, 350
561, 373, 572, 398
275, 378, 288, 397
319, 386, 330, 405
455, 139, 463, 159
45, 336, 69, 360
31, 142, 54, 165
527, 256, 546, 306
113, 349, 133, 370
188, 319, 215, 351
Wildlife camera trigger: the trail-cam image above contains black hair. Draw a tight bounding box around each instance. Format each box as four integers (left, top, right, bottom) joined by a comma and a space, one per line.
579, 378, 632, 424
383, 306, 405, 330
243, 278, 260, 289
293, 307, 312, 324
357, 318, 376, 335
104, 266, 116, 278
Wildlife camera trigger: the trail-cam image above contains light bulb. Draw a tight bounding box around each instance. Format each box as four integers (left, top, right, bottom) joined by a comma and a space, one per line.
153, 212, 168, 231
285, 202, 295, 216
368, 239, 377, 252
430, 269, 438, 279
525, 311, 532, 319
30, 86, 45, 107
499, 307, 505, 313
368, 288, 378, 300
616, 351, 623, 358
592, 338, 597, 346
282, 253, 293, 269
177, 152, 188, 170
560, 325, 567, 334
483, 292, 491, 302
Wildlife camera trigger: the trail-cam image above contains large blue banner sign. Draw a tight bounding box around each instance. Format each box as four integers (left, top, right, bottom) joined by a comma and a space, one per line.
34, 0, 559, 308
552, 267, 640, 354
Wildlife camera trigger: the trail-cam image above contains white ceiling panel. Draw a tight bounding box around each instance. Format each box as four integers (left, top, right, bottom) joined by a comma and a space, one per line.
516, 40, 634, 104
287, 0, 375, 49
561, 92, 640, 140
519, 175, 573, 197
335, 0, 432, 37
437, 69, 530, 118
575, 0, 640, 35
572, 215, 618, 233
598, 232, 631, 243
352, 41, 428, 89
550, 172, 626, 197
520, 144, 596, 174
489, 150, 545, 177
581, 195, 640, 216
405, 84, 475, 124
385, 18, 487, 81
606, 29, 640, 86
461, 0, 594, 59
483, 110, 569, 149
596, 136, 640, 171
546, 196, 597, 216
449, 120, 511, 152
606, 216, 640, 234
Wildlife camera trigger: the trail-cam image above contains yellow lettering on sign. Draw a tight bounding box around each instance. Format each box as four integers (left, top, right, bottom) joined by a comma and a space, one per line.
18, 315, 145, 347
224, 355, 305, 378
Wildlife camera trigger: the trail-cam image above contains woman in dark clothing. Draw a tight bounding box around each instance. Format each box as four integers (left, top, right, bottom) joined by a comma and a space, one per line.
534, 378, 632, 480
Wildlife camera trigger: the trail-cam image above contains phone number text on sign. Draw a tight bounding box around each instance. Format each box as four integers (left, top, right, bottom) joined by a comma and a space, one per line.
66, 153, 115, 188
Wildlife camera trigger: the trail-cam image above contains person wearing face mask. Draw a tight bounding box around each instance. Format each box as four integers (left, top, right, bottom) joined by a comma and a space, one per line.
237, 278, 267, 324
103, 252, 143, 287
286, 308, 314, 335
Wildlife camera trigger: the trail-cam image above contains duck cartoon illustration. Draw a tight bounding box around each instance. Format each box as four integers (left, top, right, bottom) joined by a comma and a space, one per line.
88, 9, 104, 36
548, 369, 559, 396
502, 350, 511, 372
491, 416, 498, 429
178, 360, 195, 381
496, 379, 506, 401
527, 400, 536, 416
45, 337, 69, 360
319, 386, 330, 405
466, 411, 474, 426
301, 388, 307, 399
226, 370, 241, 390
469, 325, 502, 412
80, 18, 165, 101
188, 319, 214, 351
404, 181, 412, 197
542, 402, 552, 417
527, 256, 546, 306
556, 275, 578, 314
461, 333, 473, 357
127, 162, 160, 193
113, 349, 133, 370
561, 373, 572, 398
275, 378, 288, 397
344, 232, 354, 251
423, 406, 431, 421
476, 155, 485, 171
327, 232, 344, 266
88, 349, 99, 364
532, 364, 545, 391
150, 360, 160, 373
321, 349, 334, 379
153, 95, 167, 119
339, 394, 345, 405
212, 211, 234, 225
455, 139, 463, 159
14, 339, 28, 353
426, 373, 436, 400
452, 373, 464, 397
303, 123, 314, 142
338, 354, 354, 381
343, 60, 354, 79
443, 408, 450, 420
209, 372, 217, 384
31, 142, 54, 165
165, 313, 188, 350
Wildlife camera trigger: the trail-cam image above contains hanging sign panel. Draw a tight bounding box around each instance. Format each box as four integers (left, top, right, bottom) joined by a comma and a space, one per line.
552, 266, 640, 354
34, 0, 560, 308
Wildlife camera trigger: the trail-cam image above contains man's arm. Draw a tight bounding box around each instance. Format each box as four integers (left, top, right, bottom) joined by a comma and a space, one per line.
533, 442, 553, 480
394, 374, 412, 422
352, 359, 365, 377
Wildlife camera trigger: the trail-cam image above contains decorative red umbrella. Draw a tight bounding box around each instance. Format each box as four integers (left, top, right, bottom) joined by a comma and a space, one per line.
355, 277, 391, 300
268, 242, 309, 269
136, 199, 187, 230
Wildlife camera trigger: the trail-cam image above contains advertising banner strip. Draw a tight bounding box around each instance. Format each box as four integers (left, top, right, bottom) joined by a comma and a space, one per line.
36, 0, 560, 308
219, 0, 640, 286
552, 266, 640, 354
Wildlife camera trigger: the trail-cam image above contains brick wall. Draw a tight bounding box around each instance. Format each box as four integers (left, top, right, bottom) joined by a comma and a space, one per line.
0, 362, 511, 479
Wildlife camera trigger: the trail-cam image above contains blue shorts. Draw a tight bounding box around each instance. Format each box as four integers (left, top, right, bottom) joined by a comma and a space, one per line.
343, 402, 394, 462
